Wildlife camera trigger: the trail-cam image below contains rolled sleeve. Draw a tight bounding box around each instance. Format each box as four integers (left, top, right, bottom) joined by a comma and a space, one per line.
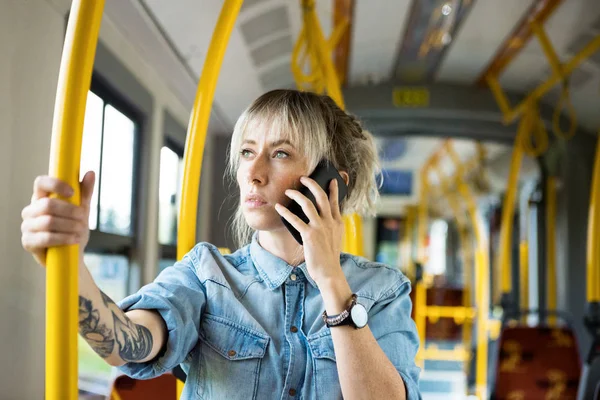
369, 277, 421, 399
116, 251, 206, 380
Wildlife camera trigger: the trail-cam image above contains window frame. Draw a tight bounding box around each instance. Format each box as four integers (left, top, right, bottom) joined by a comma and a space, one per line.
159, 137, 184, 261
86, 74, 144, 257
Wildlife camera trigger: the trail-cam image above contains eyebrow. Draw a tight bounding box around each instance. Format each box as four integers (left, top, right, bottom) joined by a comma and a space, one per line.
242, 139, 295, 148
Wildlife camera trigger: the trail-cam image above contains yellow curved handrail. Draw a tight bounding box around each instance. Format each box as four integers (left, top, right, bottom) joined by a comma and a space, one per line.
46, 2, 105, 399
546, 177, 558, 326
176, 1, 244, 396
177, 0, 243, 259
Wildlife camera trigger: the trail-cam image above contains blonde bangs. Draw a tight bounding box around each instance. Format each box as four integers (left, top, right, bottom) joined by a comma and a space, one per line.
228, 91, 329, 183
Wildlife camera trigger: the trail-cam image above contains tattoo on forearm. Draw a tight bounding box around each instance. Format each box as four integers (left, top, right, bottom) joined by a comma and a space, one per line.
79, 296, 115, 358
78, 291, 153, 362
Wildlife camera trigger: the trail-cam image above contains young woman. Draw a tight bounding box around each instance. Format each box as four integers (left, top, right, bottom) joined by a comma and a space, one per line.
21, 89, 421, 399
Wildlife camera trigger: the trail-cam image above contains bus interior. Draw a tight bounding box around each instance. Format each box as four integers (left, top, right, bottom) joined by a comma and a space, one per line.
3, 0, 600, 399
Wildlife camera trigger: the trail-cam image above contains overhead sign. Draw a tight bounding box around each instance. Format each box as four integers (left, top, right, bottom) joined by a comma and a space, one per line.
392, 87, 430, 108
379, 170, 413, 195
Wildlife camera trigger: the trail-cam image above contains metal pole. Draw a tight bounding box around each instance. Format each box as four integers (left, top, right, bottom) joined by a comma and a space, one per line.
46, 1, 105, 399
176, 1, 244, 396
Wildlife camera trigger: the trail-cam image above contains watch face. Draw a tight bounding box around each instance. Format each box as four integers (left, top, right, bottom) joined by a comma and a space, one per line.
351, 303, 368, 328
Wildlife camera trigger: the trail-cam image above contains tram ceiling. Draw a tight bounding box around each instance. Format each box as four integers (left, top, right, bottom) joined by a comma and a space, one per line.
343, 83, 592, 142
100, 0, 600, 136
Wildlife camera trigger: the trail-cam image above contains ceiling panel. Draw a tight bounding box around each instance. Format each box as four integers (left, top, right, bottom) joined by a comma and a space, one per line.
569, 74, 600, 133
437, 0, 535, 84
249, 33, 293, 67
499, 0, 600, 91
240, 6, 290, 45
348, 0, 413, 85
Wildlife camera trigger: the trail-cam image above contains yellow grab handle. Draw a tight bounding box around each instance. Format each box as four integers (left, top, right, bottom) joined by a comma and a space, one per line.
552, 85, 577, 140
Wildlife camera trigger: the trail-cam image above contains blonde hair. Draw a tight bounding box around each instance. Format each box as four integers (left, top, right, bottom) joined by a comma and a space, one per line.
226, 89, 381, 249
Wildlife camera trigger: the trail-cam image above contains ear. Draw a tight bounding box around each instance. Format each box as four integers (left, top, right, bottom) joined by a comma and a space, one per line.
339, 171, 350, 186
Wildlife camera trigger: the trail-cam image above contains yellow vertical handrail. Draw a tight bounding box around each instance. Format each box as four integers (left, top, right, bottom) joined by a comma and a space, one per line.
176, 0, 244, 396
402, 206, 416, 280
519, 240, 529, 323
546, 177, 558, 325
418, 171, 429, 264
297, 0, 363, 256
413, 168, 430, 368
46, 2, 105, 399
446, 142, 490, 400
432, 165, 474, 360
415, 280, 427, 368
499, 112, 531, 300
587, 137, 600, 303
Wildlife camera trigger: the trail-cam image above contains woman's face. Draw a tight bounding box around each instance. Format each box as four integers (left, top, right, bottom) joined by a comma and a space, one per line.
236, 122, 310, 232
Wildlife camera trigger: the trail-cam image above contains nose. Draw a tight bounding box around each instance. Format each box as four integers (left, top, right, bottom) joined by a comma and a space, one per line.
245, 155, 268, 186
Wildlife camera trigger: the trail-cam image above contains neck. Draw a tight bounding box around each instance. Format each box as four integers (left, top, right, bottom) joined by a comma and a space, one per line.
257, 228, 304, 266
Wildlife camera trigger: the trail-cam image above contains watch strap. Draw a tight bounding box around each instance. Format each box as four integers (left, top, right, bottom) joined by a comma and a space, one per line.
322, 294, 358, 328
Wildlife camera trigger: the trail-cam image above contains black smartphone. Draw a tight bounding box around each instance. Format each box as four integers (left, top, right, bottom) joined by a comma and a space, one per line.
281, 159, 348, 245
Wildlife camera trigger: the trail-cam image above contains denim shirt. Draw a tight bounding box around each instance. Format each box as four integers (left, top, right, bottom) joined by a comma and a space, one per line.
117, 234, 421, 399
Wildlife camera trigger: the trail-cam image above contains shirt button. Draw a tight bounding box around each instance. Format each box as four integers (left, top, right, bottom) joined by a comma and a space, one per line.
290, 274, 297, 281
289, 388, 297, 396
290, 326, 298, 333
228, 350, 236, 357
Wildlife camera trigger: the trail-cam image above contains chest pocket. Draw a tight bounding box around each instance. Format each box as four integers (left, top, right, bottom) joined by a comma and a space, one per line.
308, 332, 342, 400
196, 313, 269, 400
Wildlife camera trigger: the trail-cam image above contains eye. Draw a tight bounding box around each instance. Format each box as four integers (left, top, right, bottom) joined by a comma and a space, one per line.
240, 149, 253, 158
274, 150, 289, 159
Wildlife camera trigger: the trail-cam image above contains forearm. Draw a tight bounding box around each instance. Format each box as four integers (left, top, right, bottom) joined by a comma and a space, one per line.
320, 279, 407, 400
78, 260, 165, 366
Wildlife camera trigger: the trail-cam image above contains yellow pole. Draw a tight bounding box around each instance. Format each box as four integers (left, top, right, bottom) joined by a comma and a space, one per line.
176, 0, 244, 395
432, 165, 474, 366
519, 240, 529, 323
546, 177, 558, 325
587, 137, 600, 303
301, 0, 345, 108
486, 33, 600, 125
418, 171, 429, 264
46, 2, 105, 399
402, 207, 416, 280
499, 113, 531, 300
459, 225, 473, 356
299, 0, 364, 256
177, 0, 243, 257
414, 169, 430, 367
415, 280, 427, 368
446, 143, 490, 400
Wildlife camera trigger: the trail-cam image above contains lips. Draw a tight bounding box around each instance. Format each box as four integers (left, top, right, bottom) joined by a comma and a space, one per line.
245, 193, 268, 207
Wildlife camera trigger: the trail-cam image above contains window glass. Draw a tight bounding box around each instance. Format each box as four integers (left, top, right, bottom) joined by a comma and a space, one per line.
426, 219, 448, 275
375, 217, 402, 267
159, 146, 183, 245
99, 105, 135, 236
80, 91, 104, 231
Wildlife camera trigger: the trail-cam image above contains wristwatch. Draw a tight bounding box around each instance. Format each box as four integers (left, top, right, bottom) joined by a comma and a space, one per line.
322, 294, 368, 329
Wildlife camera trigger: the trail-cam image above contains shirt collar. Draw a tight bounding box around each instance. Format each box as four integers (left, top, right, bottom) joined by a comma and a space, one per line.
249, 232, 318, 290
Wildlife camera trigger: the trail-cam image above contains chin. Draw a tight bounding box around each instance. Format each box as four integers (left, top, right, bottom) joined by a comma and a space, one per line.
243, 209, 284, 232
